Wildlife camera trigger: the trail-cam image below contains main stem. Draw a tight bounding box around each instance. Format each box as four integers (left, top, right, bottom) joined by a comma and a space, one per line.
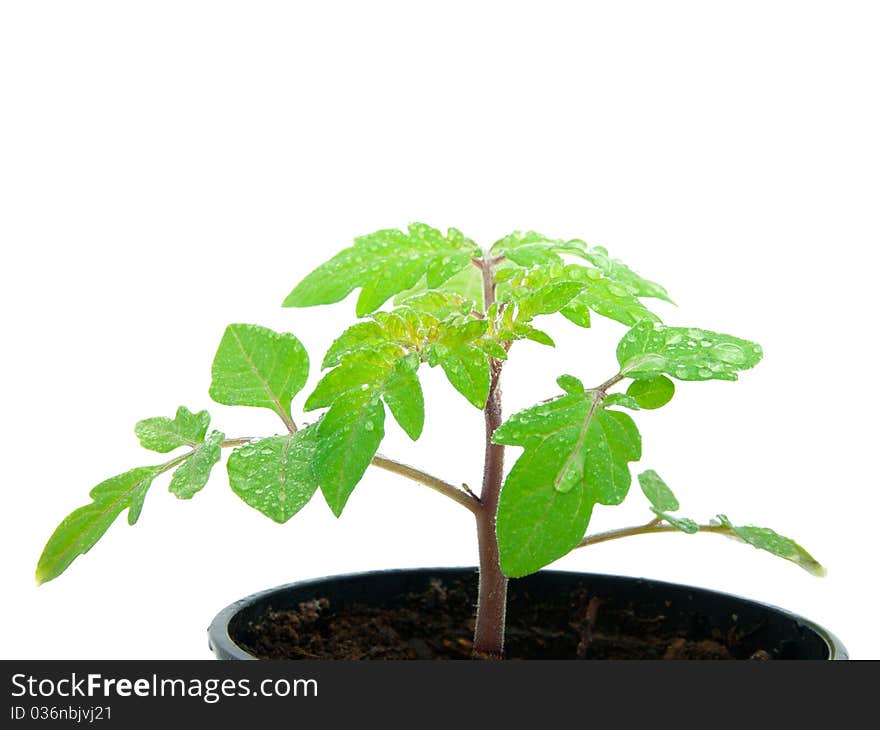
473, 257, 508, 658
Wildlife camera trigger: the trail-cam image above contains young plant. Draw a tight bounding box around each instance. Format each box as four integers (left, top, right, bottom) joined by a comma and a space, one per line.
37, 223, 824, 658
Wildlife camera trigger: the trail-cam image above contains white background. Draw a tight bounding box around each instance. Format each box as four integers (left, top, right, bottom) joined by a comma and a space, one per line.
1, 1, 878, 659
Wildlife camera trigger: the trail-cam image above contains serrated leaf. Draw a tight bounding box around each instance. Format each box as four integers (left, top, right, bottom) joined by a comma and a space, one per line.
638, 469, 679, 511
227, 427, 320, 523
581, 245, 673, 303
654, 510, 698, 533
135, 406, 210, 453
435, 343, 490, 408
517, 281, 585, 320
283, 223, 481, 316
715, 515, 825, 576
565, 268, 661, 327
513, 323, 555, 347
322, 321, 387, 369
396, 290, 474, 319
383, 356, 425, 440
618, 321, 763, 381
169, 430, 224, 499
36, 466, 159, 584
476, 339, 509, 360
556, 374, 585, 395
490, 231, 589, 267
305, 347, 399, 410
627, 376, 675, 409
315, 393, 385, 516
209, 324, 309, 422
495, 395, 641, 577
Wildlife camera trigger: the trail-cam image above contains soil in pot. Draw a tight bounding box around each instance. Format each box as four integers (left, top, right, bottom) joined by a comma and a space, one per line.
237, 575, 791, 660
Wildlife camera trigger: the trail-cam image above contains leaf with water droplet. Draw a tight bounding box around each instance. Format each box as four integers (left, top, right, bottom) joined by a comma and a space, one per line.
556, 374, 585, 395
618, 321, 762, 381
434, 343, 490, 409
315, 392, 385, 516
580, 245, 673, 303
283, 223, 481, 316
36, 466, 161, 584
168, 430, 224, 499
494, 394, 641, 577
715, 515, 825, 576
210, 324, 309, 423
383, 355, 425, 440
626, 376, 675, 409
653, 510, 698, 533
227, 426, 320, 523
638, 469, 679, 511
135, 406, 210, 453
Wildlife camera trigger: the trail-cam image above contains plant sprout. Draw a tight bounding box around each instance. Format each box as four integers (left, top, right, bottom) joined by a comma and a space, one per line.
37, 224, 823, 658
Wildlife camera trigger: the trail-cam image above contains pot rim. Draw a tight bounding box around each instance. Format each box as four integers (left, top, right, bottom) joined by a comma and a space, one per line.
207, 566, 847, 660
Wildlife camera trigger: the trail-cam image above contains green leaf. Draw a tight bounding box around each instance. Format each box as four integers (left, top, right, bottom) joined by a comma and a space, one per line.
227, 427, 320, 523
618, 322, 763, 381
517, 281, 584, 320
283, 223, 481, 317
581, 245, 673, 303
36, 466, 159, 584
564, 267, 661, 327
315, 393, 385, 516
495, 395, 641, 577
654, 510, 699, 534
209, 324, 309, 422
603, 393, 641, 410
715, 515, 825, 577
168, 430, 224, 499
627, 376, 675, 409
135, 406, 210, 453
435, 343, 490, 408
556, 374, 585, 395
322, 321, 387, 369
396, 290, 474, 319
638, 469, 679, 511
383, 356, 425, 440
559, 299, 591, 328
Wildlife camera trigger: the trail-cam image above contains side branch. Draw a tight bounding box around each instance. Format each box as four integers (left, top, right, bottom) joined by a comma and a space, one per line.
576, 519, 727, 549
218, 437, 479, 513
371, 455, 482, 513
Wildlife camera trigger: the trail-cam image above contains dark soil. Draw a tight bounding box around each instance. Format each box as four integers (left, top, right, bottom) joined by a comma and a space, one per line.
240, 577, 774, 660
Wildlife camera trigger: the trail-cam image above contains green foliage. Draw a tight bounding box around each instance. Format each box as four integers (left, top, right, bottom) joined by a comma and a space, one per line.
715, 515, 825, 577
227, 426, 320, 523
168, 430, 225, 499
618, 321, 763, 381
40, 222, 823, 613
283, 223, 481, 316
626, 376, 675, 409
497, 263, 662, 329
494, 394, 641, 577
210, 324, 309, 423
36, 466, 161, 584
638, 469, 679, 512
135, 406, 210, 453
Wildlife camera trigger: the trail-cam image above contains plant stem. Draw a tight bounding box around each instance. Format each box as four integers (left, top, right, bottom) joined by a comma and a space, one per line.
576, 519, 728, 549
371, 455, 480, 513
473, 257, 508, 658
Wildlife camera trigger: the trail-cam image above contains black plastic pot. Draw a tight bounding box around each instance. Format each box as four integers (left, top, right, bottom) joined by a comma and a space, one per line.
208, 568, 846, 660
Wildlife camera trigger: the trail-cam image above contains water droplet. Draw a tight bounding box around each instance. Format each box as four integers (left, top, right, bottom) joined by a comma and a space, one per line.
666, 334, 683, 345
698, 368, 712, 378
364, 421, 374, 432
701, 340, 712, 347
713, 342, 747, 364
